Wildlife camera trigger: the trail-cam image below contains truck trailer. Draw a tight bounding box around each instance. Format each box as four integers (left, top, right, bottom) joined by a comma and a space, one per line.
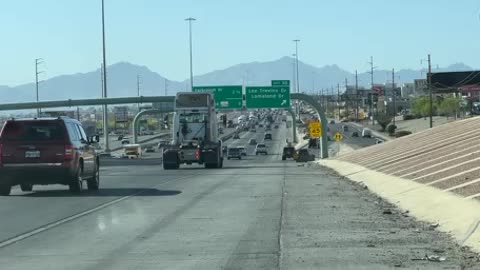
162, 92, 224, 169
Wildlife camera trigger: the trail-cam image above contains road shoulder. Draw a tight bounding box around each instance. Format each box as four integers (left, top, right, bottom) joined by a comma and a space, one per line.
280, 164, 479, 269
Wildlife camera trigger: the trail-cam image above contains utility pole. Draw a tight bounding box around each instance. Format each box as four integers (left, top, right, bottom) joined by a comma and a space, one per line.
344, 78, 348, 118
355, 70, 359, 120
35, 58, 44, 117
337, 83, 341, 120
185, 17, 196, 91
101, 0, 109, 152
367, 56, 376, 125
392, 68, 396, 126
428, 54, 433, 128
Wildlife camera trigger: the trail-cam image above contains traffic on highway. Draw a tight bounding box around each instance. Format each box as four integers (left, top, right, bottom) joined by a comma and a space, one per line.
1, 1, 480, 269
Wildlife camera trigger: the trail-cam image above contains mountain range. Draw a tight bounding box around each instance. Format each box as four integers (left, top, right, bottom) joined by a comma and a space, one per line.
0, 57, 473, 103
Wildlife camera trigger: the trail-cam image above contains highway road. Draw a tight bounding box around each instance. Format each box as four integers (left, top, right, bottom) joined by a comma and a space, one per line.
0, 122, 477, 269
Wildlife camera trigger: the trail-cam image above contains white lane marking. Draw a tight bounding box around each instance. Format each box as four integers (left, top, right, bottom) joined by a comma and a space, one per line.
0, 178, 179, 249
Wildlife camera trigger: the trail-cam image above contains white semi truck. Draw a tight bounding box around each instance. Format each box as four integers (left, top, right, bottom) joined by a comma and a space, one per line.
162, 92, 224, 169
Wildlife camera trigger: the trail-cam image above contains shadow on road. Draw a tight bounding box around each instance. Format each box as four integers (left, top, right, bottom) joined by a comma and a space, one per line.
100, 158, 163, 167
13, 188, 182, 197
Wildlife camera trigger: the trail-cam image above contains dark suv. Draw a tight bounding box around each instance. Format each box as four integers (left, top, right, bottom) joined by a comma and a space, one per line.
0, 117, 100, 195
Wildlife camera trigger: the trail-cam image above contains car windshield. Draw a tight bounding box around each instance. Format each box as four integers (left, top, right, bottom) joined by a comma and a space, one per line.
1, 121, 66, 141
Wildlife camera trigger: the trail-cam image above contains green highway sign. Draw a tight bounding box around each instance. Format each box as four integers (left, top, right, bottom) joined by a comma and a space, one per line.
245, 86, 290, 108
192, 85, 243, 109
271, 80, 290, 87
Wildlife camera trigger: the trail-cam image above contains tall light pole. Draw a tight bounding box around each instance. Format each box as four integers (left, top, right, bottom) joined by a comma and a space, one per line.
101, 0, 109, 152
136, 74, 141, 111
293, 39, 300, 93
293, 39, 300, 119
185, 17, 196, 91
35, 58, 44, 117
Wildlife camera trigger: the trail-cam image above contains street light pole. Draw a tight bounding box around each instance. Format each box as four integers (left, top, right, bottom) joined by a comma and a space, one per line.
293, 39, 300, 119
185, 17, 196, 91
101, 0, 110, 152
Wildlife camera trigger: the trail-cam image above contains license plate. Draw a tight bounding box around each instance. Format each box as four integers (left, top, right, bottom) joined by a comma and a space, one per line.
25, 151, 40, 158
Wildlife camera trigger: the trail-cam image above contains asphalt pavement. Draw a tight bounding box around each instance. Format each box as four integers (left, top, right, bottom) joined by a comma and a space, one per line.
0, 121, 477, 269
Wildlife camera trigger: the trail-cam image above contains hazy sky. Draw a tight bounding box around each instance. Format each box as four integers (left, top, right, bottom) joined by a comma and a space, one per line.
1, 0, 480, 86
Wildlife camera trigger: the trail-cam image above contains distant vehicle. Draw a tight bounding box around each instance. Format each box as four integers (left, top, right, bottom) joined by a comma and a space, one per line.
233, 133, 240, 139
0, 117, 100, 195
258, 124, 264, 128
264, 133, 272, 140
145, 145, 155, 153
227, 120, 234, 128
351, 131, 359, 137
329, 120, 335, 124
227, 147, 242, 160
362, 128, 372, 138
251, 128, 256, 133
163, 92, 223, 169
157, 140, 169, 149
255, 143, 268, 155
281, 115, 287, 122
238, 147, 247, 156
123, 144, 141, 159
218, 128, 224, 134
121, 138, 130, 144
342, 125, 349, 132
294, 149, 315, 162
144, 130, 154, 135
274, 124, 279, 129
282, 145, 295, 160
249, 139, 257, 145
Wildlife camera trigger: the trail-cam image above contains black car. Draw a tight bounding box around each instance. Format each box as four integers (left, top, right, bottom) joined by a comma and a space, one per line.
282, 146, 295, 160
227, 147, 242, 160
264, 133, 272, 140
233, 133, 240, 139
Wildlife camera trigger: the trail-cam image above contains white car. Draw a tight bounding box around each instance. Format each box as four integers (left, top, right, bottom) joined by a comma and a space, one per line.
255, 144, 268, 155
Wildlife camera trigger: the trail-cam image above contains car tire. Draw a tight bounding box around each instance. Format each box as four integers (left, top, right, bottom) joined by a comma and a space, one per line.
69, 169, 83, 193
87, 164, 100, 191
20, 183, 33, 192
282, 156, 286, 161
0, 184, 11, 196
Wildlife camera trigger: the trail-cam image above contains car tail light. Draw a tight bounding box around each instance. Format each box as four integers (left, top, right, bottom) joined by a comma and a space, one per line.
64, 144, 74, 160
195, 151, 200, 160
